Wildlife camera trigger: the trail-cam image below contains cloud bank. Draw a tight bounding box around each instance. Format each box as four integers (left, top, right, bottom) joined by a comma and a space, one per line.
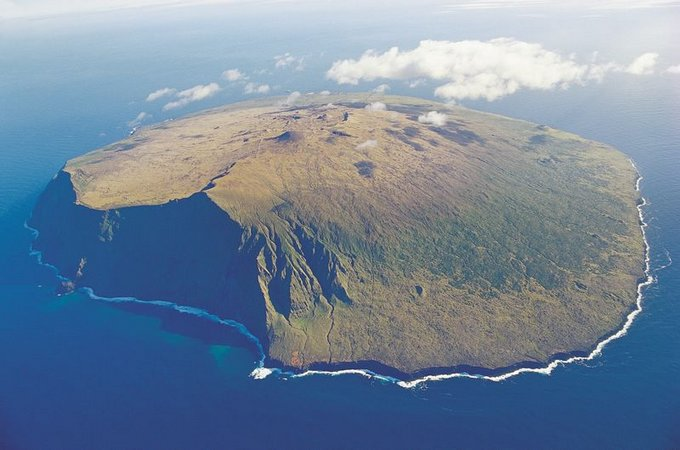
667, 64, 680, 74
146, 87, 176, 102
327, 39, 658, 102
624, 52, 658, 75
244, 82, 271, 94
365, 101, 387, 111
274, 53, 305, 71
222, 68, 247, 82
282, 91, 302, 106
127, 111, 151, 127
162, 82, 221, 110
356, 139, 378, 150
418, 111, 448, 126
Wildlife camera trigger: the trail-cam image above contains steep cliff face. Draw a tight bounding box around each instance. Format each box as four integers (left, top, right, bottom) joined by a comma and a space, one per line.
30, 94, 645, 375
30, 171, 354, 367
31, 171, 269, 343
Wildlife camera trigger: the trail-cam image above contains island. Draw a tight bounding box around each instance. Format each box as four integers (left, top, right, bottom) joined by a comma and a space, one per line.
29, 94, 645, 377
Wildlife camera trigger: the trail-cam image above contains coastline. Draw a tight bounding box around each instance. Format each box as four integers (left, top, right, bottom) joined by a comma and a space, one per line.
25, 160, 657, 388
259, 160, 657, 388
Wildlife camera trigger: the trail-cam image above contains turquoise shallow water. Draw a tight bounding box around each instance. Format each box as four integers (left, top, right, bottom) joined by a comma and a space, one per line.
1, 5, 679, 449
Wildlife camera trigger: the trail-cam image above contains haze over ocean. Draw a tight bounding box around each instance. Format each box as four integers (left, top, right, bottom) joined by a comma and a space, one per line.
1, 2, 679, 448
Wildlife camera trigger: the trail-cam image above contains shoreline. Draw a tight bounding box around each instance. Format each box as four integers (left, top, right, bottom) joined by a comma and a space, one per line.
259, 160, 657, 388
25, 160, 657, 388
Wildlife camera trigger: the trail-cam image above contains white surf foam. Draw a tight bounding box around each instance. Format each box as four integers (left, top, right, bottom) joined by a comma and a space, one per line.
25, 221, 267, 365
287, 159, 657, 388
396, 160, 655, 388
250, 367, 275, 379
291, 369, 399, 383
25, 159, 658, 388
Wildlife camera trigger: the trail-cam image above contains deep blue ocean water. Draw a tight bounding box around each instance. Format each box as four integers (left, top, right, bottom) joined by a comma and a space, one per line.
1, 5, 679, 449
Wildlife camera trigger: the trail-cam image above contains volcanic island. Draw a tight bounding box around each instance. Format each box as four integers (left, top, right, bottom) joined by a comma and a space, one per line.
30, 94, 645, 377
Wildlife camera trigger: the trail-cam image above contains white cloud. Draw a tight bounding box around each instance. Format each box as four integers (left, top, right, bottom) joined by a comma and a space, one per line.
585, 61, 620, 82
365, 102, 387, 112
319, 90, 332, 96
373, 83, 390, 93
244, 82, 271, 94
408, 79, 427, 88
328, 39, 590, 101
327, 39, 661, 102
418, 111, 448, 126
356, 139, 378, 150
127, 111, 151, 127
282, 91, 302, 106
625, 52, 659, 75
162, 82, 221, 111
274, 53, 305, 71
146, 87, 176, 102
222, 68, 246, 82
667, 64, 680, 74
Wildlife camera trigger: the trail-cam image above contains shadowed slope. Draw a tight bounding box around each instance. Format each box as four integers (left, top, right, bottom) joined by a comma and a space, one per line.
31, 94, 645, 373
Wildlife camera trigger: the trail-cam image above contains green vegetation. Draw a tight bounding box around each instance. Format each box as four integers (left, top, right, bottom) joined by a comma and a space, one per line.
31, 94, 645, 374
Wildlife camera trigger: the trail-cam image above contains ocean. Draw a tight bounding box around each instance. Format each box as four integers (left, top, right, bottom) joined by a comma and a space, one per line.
1, 4, 679, 449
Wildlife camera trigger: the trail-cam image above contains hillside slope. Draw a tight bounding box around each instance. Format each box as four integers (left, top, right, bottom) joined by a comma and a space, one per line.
30, 94, 645, 375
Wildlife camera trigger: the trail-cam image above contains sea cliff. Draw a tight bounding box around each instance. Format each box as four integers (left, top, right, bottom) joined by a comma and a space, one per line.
30, 94, 646, 375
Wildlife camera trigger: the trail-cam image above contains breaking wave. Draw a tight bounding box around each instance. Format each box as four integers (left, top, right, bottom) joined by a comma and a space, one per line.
261, 160, 660, 388
25, 159, 662, 388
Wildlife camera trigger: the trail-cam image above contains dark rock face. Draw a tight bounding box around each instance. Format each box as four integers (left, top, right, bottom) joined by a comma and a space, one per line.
30, 172, 268, 343
28, 95, 645, 376
354, 160, 375, 178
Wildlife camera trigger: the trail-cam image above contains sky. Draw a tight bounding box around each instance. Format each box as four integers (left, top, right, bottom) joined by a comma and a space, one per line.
138, 37, 673, 114
2, 0, 680, 19
2, 0, 678, 130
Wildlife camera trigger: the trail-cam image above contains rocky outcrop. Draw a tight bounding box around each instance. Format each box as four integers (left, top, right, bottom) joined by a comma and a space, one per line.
31, 171, 355, 368
30, 94, 645, 375
31, 171, 269, 343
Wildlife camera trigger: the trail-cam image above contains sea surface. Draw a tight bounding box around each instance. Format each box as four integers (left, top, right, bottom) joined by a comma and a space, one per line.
1, 5, 679, 449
